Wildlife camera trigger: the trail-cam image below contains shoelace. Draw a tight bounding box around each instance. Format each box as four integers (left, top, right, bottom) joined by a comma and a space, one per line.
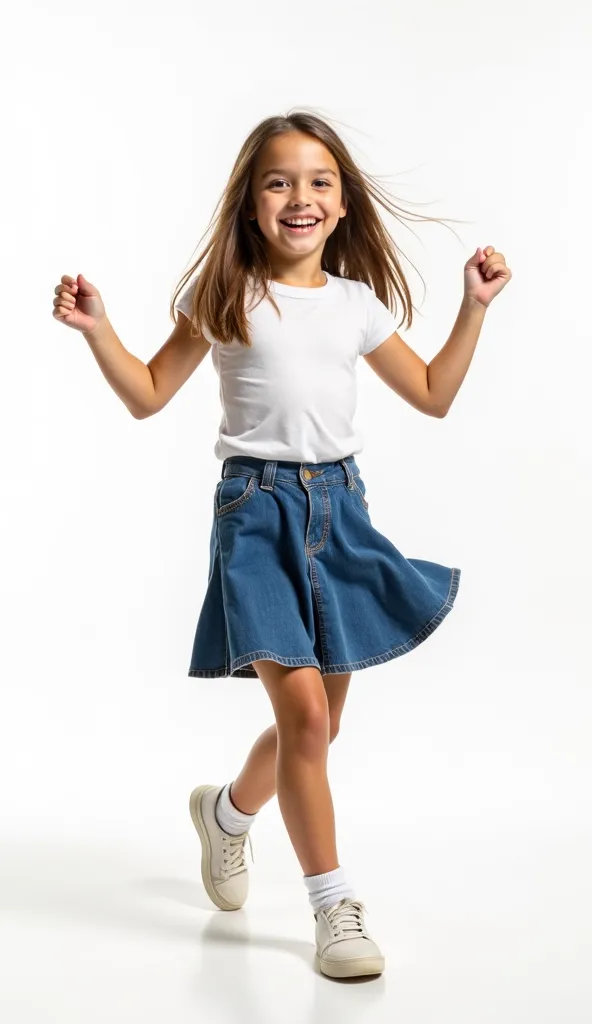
221, 831, 254, 877
325, 898, 368, 939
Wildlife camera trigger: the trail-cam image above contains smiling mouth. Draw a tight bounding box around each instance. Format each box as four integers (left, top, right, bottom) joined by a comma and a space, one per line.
279, 219, 322, 233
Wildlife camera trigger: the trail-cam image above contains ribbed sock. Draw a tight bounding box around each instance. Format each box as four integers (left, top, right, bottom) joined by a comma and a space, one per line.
303, 865, 355, 914
214, 782, 257, 836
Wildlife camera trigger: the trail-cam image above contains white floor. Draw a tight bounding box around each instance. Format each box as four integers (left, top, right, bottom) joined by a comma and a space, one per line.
1, 809, 590, 1023
3, 615, 590, 1022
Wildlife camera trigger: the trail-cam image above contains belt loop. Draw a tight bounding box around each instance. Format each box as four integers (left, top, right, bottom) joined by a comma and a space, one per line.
260, 459, 277, 491
222, 458, 229, 479
340, 457, 355, 490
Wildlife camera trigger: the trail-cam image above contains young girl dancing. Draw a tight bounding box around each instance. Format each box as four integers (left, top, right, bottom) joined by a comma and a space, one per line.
53, 109, 511, 979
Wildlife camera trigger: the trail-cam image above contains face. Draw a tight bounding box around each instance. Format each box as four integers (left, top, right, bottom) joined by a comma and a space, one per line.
248, 132, 347, 264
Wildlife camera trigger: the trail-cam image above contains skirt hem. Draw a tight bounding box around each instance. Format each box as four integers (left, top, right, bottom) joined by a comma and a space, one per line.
187, 566, 461, 679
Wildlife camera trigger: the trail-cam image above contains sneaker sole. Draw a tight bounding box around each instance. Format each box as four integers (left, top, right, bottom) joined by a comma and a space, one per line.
317, 953, 385, 979
189, 784, 245, 912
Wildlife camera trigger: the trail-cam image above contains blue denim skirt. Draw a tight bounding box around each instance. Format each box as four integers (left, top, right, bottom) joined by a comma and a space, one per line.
188, 455, 461, 678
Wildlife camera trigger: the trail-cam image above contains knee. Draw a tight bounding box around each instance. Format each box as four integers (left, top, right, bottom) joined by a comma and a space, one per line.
278, 695, 330, 758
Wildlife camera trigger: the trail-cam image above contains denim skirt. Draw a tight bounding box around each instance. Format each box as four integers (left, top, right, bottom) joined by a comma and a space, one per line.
188, 455, 461, 678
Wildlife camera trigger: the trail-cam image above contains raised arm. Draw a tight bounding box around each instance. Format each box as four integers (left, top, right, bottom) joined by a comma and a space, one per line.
363, 297, 487, 418
142, 310, 211, 417
53, 274, 210, 418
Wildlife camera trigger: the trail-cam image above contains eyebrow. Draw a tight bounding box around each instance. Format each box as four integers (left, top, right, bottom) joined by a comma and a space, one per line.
261, 167, 338, 179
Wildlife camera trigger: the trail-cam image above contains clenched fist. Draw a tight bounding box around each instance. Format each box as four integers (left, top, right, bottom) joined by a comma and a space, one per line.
52, 274, 107, 334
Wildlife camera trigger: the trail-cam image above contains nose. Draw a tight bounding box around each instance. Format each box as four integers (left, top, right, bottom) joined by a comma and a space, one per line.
289, 184, 314, 207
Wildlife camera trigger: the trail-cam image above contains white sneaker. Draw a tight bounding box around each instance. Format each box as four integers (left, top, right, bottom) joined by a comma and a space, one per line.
189, 784, 254, 911
315, 898, 385, 978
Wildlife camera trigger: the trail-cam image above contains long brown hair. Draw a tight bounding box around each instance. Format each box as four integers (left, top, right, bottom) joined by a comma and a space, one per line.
171, 109, 465, 346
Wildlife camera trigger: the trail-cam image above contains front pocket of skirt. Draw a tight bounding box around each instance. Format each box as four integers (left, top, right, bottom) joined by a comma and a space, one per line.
216, 475, 256, 517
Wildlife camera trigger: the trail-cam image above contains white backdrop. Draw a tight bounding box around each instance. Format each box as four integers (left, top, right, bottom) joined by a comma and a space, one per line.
1, 2, 590, 1021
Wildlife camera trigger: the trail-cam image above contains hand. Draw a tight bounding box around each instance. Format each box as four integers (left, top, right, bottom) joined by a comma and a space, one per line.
463, 246, 512, 308
52, 274, 107, 333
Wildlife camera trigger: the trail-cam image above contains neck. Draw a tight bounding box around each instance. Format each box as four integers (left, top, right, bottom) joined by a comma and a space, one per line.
267, 251, 327, 288
272, 271, 327, 288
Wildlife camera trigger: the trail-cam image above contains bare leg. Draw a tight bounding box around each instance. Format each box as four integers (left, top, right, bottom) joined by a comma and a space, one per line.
241, 661, 345, 876
230, 671, 351, 815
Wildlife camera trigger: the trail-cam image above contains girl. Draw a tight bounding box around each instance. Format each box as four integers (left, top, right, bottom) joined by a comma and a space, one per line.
53, 110, 511, 980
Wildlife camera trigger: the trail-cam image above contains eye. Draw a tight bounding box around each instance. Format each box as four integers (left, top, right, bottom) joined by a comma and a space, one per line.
268, 179, 331, 189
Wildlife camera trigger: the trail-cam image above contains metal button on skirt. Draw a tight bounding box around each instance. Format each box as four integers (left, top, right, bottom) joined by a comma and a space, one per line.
188, 455, 461, 678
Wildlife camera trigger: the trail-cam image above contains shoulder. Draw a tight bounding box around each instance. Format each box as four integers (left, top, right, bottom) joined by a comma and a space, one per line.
328, 274, 378, 306
335, 277, 394, 319
329, 273, 367, 293
324, 273, 370, 308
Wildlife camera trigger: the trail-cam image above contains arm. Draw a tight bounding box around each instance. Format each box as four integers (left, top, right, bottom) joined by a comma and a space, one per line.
363, 296, 486, 418
425, 297, 486, 416
83, 310, 211, 419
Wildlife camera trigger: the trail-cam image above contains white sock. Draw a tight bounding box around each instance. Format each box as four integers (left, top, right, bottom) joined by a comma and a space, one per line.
214, 782, 257, 836
303, 865, 355, 914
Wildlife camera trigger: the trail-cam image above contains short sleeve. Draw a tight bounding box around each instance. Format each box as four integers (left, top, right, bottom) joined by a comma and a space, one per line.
174, 280, 195, 320
173, 280, 214, 344
360, 283, 399, 356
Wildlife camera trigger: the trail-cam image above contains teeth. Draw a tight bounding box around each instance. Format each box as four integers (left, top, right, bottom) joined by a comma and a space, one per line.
284, 219, 317, 226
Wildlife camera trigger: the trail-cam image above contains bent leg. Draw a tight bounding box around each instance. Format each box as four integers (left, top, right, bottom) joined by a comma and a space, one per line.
246, 660, 342, 875
230, 671, 351, 815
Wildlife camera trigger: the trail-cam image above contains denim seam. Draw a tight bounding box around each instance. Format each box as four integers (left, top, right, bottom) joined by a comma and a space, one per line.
213, 514, 230, 674
206, 486, 221, 587
188, 650, 323, 678
285, 479, 343, 489
351, 477, 369, 509
305, 486, 331, 556
206, 526, 218, 588
217, 476, 256, 517
221, 474, 358, 489
308, 555, 330, 668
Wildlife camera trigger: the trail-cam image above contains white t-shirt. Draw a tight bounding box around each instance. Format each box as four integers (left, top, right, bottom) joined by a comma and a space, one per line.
174, 270, 399, 464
